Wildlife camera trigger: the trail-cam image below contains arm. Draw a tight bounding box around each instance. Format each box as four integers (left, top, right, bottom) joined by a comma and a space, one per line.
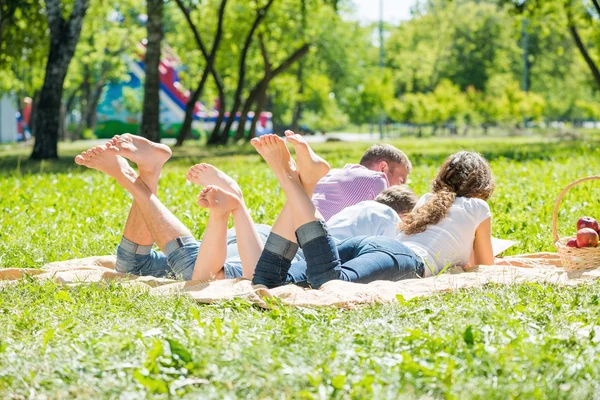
472, 217, 494, 266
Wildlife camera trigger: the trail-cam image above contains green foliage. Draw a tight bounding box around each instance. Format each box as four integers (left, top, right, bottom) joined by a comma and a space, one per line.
1, 135, 600, 396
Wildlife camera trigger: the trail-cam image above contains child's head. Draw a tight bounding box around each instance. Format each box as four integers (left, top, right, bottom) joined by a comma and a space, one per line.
375, 185, 419, 219
400, 151, 494, 235
432, 151, 494, 201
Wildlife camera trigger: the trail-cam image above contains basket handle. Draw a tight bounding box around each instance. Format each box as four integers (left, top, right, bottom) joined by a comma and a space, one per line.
552, 175, 600, 243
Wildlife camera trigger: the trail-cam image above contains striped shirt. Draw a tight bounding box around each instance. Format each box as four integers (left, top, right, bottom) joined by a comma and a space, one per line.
312, 164, 389, 221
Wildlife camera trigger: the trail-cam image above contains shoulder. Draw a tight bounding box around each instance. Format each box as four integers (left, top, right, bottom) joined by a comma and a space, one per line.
455, 197, 491, 221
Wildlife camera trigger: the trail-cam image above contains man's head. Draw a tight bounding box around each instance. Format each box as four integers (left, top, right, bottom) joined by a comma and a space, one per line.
374, 185, 419, 220
359, 144, 412, 185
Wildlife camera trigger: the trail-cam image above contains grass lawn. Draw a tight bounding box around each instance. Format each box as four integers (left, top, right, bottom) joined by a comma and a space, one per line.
1, 134, 600, 398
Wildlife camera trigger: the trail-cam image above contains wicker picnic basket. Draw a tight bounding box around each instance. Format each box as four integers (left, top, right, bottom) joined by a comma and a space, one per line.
552, 175, 600, 271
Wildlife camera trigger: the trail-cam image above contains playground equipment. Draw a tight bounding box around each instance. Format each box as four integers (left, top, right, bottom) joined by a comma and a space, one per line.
96, 43, 272, 139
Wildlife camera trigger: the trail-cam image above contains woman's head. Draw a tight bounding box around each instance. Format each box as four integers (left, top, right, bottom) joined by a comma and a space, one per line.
432, 151, 494, 200
400, 151, 494, 235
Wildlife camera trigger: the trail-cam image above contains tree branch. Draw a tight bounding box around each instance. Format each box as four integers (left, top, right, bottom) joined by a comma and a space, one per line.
44, 0, 64, 42
271, 43, 311, 77
258, 33, 271, 72
568, 22, 600, 90
592, 0, 600, 18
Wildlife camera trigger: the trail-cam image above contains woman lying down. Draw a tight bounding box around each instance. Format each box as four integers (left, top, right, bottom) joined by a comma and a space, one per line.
250, 133, 495, 288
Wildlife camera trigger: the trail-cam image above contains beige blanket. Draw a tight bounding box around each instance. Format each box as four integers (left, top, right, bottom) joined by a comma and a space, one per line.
1, 253, 598, 308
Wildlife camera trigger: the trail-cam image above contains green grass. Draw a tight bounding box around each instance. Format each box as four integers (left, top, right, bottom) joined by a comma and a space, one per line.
1, 134, 600, 398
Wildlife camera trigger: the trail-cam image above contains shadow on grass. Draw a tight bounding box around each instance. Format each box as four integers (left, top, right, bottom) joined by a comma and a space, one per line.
0, 135, 597, 175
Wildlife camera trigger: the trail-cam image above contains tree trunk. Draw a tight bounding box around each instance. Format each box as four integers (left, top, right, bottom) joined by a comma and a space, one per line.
219, 0, 275, 141
139, 0, 163, 143
237, 43, 311, 141
207, 88, 227, 145
568, 23, 600, 90
174, 0, 228, 146
86, 80, 105, 133
233, 85, 260, 141
31, 0, 89, 160
249, 80, 269, 139
176, 76, 206, 146
291, 0, 307, 132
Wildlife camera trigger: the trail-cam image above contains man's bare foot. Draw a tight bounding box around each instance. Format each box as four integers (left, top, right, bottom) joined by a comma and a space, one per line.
197, 185, 241, 215
250, 134, 298, 181
74, 145, 137, 184
284, 130, 330, 188
110, 133, 172, 175
186, 164, 243, 198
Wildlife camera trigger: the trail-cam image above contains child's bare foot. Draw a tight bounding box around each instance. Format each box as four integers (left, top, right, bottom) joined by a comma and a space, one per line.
284, 130, 330, 188
110, 133, 172, 175
74, 145, 137, 184
250, 134, 298, 181
186, 164, 243, 198
197, 185, 241, 215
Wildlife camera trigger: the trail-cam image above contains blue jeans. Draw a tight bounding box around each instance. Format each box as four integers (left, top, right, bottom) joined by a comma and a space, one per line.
252, 221, 424, 289
115, 224, 274, 280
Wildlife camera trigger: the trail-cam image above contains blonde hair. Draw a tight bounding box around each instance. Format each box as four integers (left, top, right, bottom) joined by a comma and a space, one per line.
400, 151, 494, 235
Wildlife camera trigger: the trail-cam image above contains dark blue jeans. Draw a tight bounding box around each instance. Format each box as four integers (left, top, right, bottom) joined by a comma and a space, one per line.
252, 221, 424, 289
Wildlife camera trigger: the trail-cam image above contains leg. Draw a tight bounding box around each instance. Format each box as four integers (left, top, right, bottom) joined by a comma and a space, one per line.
75, 144, 198, 280
300, 234, 425, 288
250, 134, 329, 287
187, 164, 264, 279
109, 134, 172, 246
191, 186, 238, 281
268, 131, 330, 243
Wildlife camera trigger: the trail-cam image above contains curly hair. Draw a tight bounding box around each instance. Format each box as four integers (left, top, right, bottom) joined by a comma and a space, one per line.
400, 151, 494, 235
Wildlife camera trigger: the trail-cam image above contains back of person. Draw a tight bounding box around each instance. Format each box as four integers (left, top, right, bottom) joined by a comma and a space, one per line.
327, 200, 400, 241
312, 144, 413, 221
397, 194, 491, 276
312, 165, 388, 221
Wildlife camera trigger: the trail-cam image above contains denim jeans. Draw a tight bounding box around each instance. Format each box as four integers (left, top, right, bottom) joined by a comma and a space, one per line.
115, 223, 274, 280
252, 221, 424, 289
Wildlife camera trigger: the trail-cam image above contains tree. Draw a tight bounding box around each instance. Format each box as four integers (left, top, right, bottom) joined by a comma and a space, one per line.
139, 0, 163, 143
208, 0, 275, 145
30, 0, 89, 160
173, 0, 228, 146
63, 2, 144, 140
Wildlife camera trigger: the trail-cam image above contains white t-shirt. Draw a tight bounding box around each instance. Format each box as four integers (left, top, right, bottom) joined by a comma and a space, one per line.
327, 200, 400, 241
397, 194, 491, 277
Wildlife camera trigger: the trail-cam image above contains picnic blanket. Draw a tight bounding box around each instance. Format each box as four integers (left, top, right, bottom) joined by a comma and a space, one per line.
1, 253, 599, 308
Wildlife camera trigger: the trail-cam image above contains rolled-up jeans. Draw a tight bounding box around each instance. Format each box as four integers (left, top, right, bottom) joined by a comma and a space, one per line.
252, 220, 424, 289
115, 224, 275, 280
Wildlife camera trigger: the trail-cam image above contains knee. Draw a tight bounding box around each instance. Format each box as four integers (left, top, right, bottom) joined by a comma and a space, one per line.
115, 245, 153, 275
165, 242, 199, 280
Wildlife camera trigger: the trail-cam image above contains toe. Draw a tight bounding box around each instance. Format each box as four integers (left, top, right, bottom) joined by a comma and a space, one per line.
75, 155, 85, 165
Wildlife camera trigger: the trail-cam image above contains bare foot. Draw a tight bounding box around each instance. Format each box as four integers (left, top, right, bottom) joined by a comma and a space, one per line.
186, 164, 243, 198
74, 145, 137, 184
250, 134, 298, 181
110, 133, 172, 175
197, 185, 241, 215
284, 130, 330, 188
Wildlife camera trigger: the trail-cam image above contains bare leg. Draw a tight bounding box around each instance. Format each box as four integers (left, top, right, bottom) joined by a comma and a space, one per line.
266, 131, 330, 242
109, 134, 172, 246
191, 186, 239, 280
250, 134, 318, 230
76, 144, 191, 250
188, 164, 263, 278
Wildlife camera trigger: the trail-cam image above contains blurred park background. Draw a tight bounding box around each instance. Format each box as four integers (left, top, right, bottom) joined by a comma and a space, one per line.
1, 0, 600, 159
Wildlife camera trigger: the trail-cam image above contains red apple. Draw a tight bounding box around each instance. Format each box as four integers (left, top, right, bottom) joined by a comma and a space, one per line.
577, 216, 599, 233
566, 238, 579, 248
576, 228, 599, 248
